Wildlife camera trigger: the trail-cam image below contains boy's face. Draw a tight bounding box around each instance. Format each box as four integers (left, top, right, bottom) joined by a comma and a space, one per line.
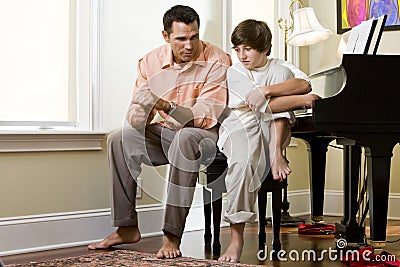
233, 45, 267, 70
163, 21, 200, 64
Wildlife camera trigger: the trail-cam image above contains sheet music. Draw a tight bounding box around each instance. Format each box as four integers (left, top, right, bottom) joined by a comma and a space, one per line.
344, 19, 375, 54
344, 15, 386, 55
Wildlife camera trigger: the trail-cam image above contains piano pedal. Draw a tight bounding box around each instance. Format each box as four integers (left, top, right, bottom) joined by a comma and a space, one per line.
366, 240, 386, 250
311, 215, 324, 223
319, 229, 335, 235
334, 222, 365, 244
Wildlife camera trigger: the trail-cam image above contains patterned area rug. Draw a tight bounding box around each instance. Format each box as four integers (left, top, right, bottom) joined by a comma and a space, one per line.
6, 250, 263, 267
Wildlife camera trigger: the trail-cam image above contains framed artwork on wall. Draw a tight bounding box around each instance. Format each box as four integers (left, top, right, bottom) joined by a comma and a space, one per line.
337, 0, 400, 33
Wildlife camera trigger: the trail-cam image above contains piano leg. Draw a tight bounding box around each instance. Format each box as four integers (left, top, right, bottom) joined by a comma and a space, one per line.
295, 134, 333, 222
342, 143, 362, 228
335, 141, 365, 243
365, 146, 393, 248
337, 135, 397, 248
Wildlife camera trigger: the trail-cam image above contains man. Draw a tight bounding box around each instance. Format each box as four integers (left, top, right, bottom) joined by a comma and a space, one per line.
88, 5, 231, 259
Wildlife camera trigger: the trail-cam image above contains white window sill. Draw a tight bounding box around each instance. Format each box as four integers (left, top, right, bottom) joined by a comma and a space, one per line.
0, 130, 108, 152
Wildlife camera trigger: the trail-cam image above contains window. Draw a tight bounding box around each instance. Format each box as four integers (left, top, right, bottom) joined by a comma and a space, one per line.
0, 0, 104, 152
0, 0, 100, 131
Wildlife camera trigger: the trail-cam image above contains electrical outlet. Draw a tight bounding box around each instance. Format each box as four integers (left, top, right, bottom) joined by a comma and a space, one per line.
136, 177, 142, 198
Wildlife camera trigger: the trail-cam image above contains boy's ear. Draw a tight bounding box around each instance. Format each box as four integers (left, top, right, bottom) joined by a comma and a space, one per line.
262, 48, 271, 56
162, 30, 170, 43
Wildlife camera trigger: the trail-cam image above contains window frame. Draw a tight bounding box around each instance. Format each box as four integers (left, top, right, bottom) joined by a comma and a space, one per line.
0, 0, 106, 152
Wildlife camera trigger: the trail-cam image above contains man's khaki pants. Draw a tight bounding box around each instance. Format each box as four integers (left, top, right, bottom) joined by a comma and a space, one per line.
107, 124, 218, 239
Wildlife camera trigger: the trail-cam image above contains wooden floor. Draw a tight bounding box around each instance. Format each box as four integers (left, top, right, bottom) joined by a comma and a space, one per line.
2, 216, 400, 266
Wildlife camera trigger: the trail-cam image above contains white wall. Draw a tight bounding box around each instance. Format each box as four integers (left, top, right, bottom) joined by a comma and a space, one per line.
230, 0, 276, 60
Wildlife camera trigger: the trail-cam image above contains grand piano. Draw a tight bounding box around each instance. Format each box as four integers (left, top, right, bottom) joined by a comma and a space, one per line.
292, 54, 400, 248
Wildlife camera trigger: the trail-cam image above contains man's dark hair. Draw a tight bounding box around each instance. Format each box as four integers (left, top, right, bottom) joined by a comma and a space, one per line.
163, 5, 200, 34
231, 19, 272, 56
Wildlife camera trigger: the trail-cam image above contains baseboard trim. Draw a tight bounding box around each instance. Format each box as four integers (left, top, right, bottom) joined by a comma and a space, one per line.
252, 190, 400, 220
387, 193, 400, 220
320, 190, 400, 220
0, 204, 164, 257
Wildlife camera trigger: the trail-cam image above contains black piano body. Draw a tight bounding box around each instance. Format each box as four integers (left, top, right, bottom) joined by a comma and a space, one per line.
292, 54, 400, 247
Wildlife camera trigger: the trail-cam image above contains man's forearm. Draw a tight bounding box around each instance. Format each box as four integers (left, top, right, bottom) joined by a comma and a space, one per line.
261, 78, 311, 97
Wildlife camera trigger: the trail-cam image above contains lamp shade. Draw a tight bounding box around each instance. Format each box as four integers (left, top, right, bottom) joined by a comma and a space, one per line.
287, 7, 332, 46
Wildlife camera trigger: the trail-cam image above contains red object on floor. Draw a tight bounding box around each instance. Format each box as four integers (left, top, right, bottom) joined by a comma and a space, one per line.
298, 222, 336, 235
342, 246, 400, 267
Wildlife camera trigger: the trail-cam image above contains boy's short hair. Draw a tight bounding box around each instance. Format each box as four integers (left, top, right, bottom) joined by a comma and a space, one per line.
231, 19, 272, 56
163, 5, 200, 34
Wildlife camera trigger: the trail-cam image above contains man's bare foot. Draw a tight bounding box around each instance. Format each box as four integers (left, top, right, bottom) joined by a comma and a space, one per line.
218, 241, 243, 263
87, 225, 141, 250
156, 233, 181, 259
271, 153, 291, 181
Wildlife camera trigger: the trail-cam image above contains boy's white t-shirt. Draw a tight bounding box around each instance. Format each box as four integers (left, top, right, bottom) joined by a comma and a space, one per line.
217, 58, 309, 150
227, 58, 309, 112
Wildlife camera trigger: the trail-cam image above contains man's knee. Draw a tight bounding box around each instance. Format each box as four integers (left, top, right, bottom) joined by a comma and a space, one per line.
175, 128, 217, 156
107, 128, 123, 147
176, 128, 200, 142
168, 128, 217, 171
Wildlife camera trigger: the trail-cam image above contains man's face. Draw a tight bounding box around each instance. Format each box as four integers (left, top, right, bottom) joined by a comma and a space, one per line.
163, 21, 200, 64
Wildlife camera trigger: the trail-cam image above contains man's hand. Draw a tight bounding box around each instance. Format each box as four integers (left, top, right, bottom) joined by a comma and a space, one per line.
132, 87, 169, 112
127, 87, 172, 128
245, 88, 268, 112
127, 103, 149, 128
132, 87, 157, 108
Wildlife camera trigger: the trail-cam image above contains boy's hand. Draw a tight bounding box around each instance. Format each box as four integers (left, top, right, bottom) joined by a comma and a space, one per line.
245, 88, 268, 112
304, 94, 321, 108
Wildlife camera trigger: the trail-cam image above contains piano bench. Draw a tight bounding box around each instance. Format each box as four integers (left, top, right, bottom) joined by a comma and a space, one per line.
202, 151, 284, 256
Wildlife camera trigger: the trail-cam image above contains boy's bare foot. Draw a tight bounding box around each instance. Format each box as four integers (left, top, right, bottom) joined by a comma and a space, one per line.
156, 233, 182, 259
271, 153, 291, 181
218, 223, 244, 263
218, 242, 243, 263
87, 225, 141, 250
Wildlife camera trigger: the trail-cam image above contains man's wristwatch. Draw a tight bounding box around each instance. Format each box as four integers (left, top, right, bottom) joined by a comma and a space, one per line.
168, 101, 176, 114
